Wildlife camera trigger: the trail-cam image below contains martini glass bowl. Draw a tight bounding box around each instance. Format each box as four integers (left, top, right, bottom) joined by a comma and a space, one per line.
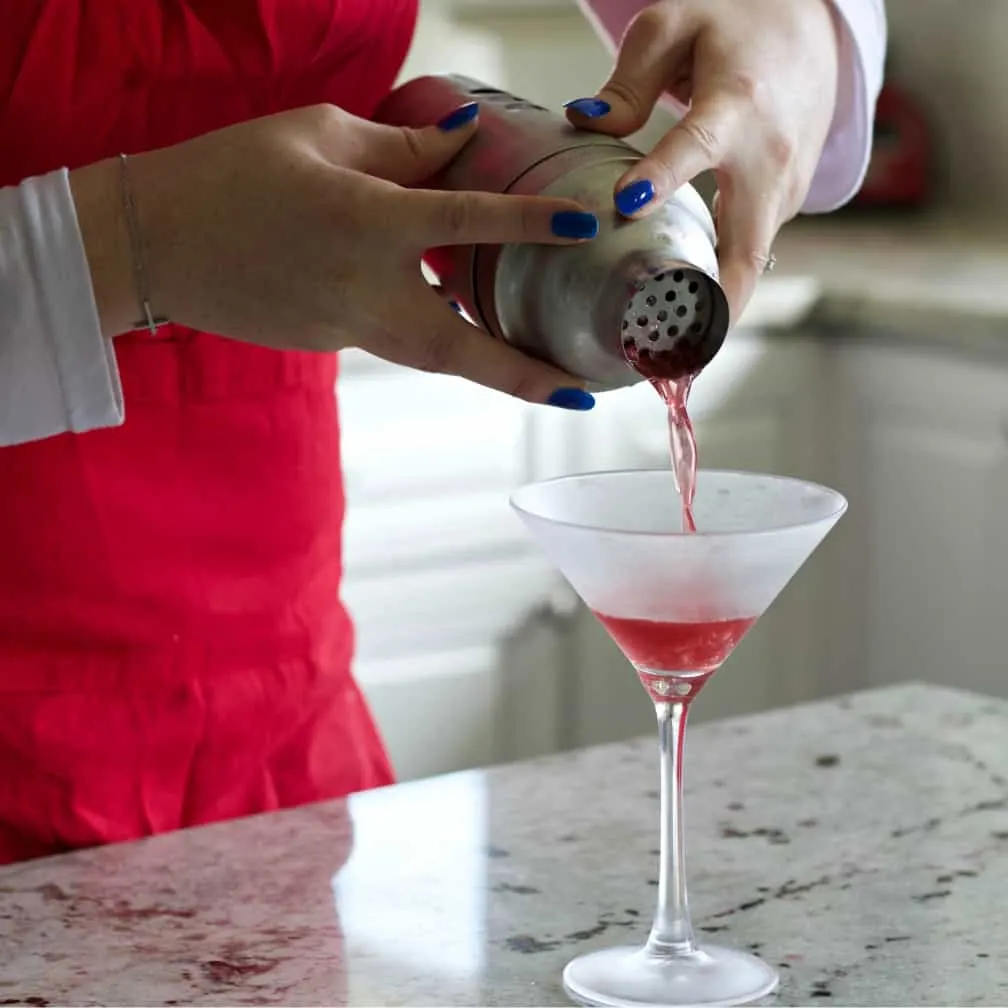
510, 469, 847, 1008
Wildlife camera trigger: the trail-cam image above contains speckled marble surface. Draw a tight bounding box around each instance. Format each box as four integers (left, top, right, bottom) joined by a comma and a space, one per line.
2, 681, 1007, 1007
774, 216, 1008, 316
740, 216, 1008, 349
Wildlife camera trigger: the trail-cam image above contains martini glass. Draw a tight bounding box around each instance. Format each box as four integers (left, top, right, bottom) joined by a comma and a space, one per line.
510, 469, 846, 1008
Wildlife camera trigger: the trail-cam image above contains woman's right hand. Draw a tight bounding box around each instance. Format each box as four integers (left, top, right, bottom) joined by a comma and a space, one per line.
71, 103, 600, 408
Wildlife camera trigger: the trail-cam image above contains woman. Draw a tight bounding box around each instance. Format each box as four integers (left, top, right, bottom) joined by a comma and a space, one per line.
0, 0, 885, 864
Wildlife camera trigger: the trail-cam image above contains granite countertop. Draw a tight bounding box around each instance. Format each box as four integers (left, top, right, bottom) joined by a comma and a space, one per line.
738, 215, 1008, 346
2, 681, 1007, 1006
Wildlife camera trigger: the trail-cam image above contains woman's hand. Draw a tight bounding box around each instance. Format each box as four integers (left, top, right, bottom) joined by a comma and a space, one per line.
71, 103, 601, 409
566, 0, 839, 319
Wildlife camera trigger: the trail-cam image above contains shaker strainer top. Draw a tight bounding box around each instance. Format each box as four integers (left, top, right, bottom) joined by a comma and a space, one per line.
621, 265, 725, 381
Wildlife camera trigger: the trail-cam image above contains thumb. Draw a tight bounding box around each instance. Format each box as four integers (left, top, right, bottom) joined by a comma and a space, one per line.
565, 5, 691, 137
346, 102, 482, 187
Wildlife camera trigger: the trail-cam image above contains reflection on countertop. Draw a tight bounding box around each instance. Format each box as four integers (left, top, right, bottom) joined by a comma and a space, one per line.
2, 682, 1007, 1006
739, 214, 1008, 340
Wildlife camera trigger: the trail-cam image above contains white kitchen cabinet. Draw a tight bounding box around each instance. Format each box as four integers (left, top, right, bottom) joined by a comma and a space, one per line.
338, 351, 567, 780
338, 331, 829, 779
829, 340, 1008, 700
357, 616, 567, 781
342, 325, 1008, 780
692, 336, 840, 719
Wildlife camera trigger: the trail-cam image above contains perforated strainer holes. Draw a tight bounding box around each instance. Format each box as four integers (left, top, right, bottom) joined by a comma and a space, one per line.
620, 268, 715, 358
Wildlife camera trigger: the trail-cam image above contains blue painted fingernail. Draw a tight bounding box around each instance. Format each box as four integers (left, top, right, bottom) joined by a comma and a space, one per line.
564, 97, 611, 118
547, 387, 596, 411
615, 179, 655, 216
437, 102, 479, 131
551, 210, 599, 240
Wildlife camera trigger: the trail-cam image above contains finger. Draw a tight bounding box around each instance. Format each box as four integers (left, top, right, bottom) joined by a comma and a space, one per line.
337, 101, 482, 186
712, 182, 782, 321
401, 188, 600, 249
560, 4, 693, 136
564, 4, 694, 137
612, 95, 739, 218
375, 281, 596, 409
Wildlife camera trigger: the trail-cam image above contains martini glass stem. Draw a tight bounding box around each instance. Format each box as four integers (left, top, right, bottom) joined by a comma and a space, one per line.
647, 698, 696, 957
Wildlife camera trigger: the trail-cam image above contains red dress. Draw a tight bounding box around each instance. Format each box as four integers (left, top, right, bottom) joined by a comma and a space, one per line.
0, 0, 414, 864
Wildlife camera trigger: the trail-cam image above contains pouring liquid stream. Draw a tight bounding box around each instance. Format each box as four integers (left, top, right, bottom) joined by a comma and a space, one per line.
652, 376, 697, 533
621, 339, 699, 533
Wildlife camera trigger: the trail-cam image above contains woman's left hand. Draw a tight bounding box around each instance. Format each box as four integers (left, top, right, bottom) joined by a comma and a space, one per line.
566, 0, 839, 319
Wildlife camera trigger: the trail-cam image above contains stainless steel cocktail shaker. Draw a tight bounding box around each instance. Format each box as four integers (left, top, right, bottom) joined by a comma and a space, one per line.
376, 75, 730, 392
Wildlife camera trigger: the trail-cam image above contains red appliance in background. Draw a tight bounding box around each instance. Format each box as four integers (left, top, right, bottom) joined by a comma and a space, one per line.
852, 66, 933, 210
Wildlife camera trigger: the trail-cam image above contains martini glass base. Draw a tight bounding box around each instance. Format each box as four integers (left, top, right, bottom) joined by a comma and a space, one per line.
562, 943, 779, 1008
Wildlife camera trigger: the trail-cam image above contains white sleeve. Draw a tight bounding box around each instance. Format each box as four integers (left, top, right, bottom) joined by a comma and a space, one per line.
575, 0, 888, 214
804, 0, 887, 213
0, 168, 124, 448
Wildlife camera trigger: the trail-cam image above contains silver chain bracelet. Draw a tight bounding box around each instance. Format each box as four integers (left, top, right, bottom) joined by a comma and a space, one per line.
119, 153, 169, 336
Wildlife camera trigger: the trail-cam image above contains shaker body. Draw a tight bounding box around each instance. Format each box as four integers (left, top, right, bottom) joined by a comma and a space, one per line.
375, 75, 729, 391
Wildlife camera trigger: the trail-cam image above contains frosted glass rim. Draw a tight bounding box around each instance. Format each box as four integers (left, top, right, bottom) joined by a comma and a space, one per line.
510, 468, 848, 541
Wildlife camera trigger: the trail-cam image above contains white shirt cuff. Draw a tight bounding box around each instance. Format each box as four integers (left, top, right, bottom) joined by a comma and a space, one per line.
805, 0, 888, 213
0, 168, 124, 447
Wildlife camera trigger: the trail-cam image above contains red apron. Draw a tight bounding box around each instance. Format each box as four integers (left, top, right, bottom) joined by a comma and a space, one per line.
0, 0, 416, 864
